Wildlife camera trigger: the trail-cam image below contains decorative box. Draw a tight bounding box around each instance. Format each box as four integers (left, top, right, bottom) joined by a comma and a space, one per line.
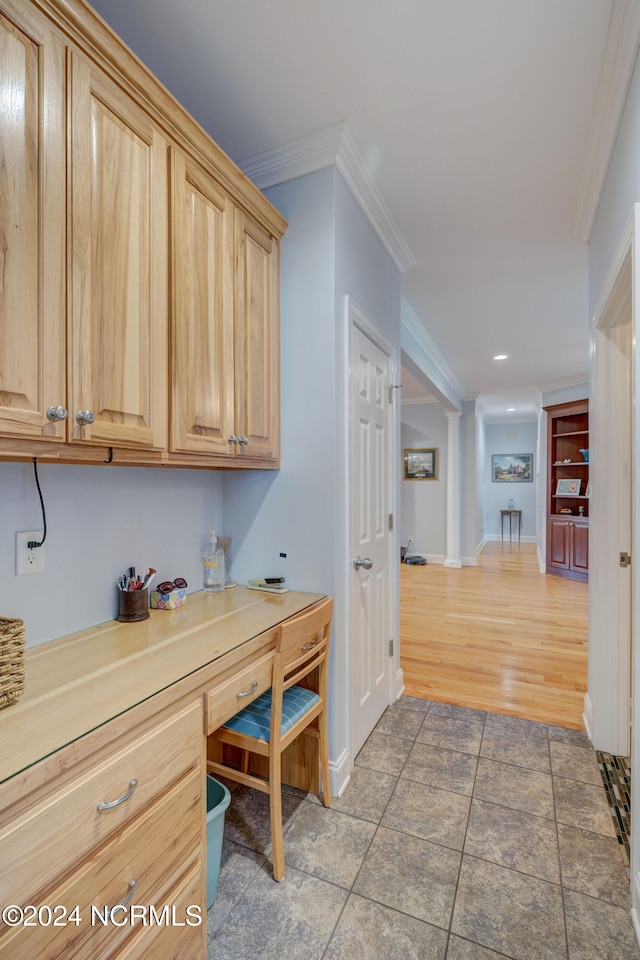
150, 587, 187, 610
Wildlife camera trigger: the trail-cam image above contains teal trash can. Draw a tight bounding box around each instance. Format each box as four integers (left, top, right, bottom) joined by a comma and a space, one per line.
206, 775, 231, 908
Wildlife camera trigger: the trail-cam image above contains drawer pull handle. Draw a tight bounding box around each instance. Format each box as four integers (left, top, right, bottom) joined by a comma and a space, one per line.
237, 681, 258, 699
302, 639, 317, 651
97, 779, 138, 812
111, 879, 138, 915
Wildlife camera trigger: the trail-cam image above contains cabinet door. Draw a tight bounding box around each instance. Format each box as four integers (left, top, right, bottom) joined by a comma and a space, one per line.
170, 149, 235, 456
571, 521, 589, 575
68, 53, 168, 449
0, 4, 65, 440
548, 519, 570, 570
235, 209, 280, 462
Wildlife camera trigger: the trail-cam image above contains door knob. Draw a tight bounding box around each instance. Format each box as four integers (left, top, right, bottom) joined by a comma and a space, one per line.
47, 405, 68, 422
76, 410, 95, 426
354, 556, 373, 570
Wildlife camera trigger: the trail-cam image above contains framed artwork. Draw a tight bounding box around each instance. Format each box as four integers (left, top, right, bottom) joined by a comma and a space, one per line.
491, 453, 533, 482
556, 478, 581, 495
403, 447, 438, 480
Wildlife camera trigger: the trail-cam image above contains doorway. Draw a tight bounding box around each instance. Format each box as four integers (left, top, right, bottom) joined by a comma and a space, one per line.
346, 298, 398, 760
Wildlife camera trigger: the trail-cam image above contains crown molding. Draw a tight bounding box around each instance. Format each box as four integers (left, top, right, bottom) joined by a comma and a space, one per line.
572, 0, 640, 242
240, 121, 415, 274
400, 297, 467, 400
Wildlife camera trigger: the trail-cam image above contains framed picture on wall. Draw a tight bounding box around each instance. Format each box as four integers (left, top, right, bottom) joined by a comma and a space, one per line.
403, 447, 438, 480
491, 453, 533, 482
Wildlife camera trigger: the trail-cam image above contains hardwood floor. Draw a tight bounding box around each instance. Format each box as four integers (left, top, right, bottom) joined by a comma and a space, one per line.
400, 540, 588, 729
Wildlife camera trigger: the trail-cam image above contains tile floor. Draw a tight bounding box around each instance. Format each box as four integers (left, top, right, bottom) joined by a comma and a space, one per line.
207, 696, 640, 960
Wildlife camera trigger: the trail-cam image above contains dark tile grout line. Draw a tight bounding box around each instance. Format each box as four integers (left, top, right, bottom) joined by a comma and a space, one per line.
211, 698, 627, 960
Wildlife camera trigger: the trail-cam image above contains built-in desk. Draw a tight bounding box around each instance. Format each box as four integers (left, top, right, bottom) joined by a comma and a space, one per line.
0, 588, 323, 960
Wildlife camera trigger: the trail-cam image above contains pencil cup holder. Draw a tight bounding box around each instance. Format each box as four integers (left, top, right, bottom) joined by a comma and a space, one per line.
117, 588, 150, 623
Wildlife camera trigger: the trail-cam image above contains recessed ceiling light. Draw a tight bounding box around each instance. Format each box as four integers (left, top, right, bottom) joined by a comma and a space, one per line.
493, 354, 508, 361
507, 407, 515, 412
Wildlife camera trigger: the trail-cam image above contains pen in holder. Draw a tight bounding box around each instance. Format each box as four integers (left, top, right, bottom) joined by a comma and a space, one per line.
117, 587, 150, 623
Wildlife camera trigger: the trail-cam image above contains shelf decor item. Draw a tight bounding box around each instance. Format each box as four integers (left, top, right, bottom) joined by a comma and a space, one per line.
556, 479, 581, 496
579, 449, 589, 461
491, 453, 533, 482
0, 616, 26, 709
403, 447, 438, 480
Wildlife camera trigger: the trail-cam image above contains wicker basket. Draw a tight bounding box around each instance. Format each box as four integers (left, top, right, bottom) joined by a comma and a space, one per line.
0, 617, 26, 709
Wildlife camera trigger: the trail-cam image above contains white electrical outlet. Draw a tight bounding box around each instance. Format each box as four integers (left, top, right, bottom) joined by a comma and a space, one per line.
16, 530, 45, 576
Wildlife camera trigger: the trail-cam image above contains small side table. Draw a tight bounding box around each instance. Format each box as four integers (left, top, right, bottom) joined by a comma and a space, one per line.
501, 509, 522, 542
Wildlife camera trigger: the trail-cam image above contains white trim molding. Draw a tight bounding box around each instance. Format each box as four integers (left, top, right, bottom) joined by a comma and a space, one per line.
240, 121, 415, 274
401, 298, 466, 401
572, 0, 640, 242
330, 746, 351, 799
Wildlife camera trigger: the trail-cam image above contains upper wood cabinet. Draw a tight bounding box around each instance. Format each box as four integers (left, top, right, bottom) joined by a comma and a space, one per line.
0, 3, 66, 442
234, 210, 280, 463
68, 52, 168, 450
170, 149, 235, 457
0, 0, 285, 468
170, 153, 280, 464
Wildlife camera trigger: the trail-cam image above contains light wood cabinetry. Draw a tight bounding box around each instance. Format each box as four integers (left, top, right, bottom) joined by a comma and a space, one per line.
68, 52, 168, 450
0, 702, 206, 960
234, 210, 280, 463
0, 589, 325, 960
0, 2, 66, 442
545, 399, 589, 582
169, 156, 280, 464
0, 0, 285, 469
170, 149, 235, 457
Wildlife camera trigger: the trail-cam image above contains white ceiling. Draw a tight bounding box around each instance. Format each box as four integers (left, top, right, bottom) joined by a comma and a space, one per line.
91, 0, 617, 421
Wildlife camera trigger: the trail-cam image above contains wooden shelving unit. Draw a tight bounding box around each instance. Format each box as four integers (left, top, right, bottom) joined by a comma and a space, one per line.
544, 399, 589, 581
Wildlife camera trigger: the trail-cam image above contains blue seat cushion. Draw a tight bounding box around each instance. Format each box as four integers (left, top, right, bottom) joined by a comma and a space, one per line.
222, 686, 320, 741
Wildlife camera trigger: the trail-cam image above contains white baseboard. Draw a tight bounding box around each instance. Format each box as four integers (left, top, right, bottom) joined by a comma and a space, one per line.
411, 553, 477, 567
583, 693, 593, 744
329, 746, 351, 799
395, 668, 405, 700
477, 536, 489, 554
484, 534, 537, 543
632, 872, 640, 950
631, 907, 640, 951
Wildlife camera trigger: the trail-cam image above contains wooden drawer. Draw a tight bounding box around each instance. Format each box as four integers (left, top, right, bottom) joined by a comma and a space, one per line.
0, 701, 201, 910
0, 768, 203, 958
204, 651, 274, 734
115, 861, 205, 960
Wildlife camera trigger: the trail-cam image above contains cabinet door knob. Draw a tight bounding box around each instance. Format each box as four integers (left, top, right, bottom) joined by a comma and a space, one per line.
238, 436, 249, 445
47, 405, 68, 422
76, 410, 96, 426
227, 435, 239, 444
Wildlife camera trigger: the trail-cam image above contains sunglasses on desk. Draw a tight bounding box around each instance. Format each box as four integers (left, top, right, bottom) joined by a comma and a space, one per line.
157, 578, 188, 594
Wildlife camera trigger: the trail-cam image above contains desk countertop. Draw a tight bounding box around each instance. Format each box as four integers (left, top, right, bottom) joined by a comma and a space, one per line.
0, 587, 322, 785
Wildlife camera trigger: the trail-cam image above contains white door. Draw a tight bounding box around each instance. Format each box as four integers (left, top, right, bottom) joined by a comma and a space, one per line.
349, 319, 393, 758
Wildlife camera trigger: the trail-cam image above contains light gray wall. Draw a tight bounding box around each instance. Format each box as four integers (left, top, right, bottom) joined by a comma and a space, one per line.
541, 383, 589, 408
400, 402, 447, 560
590, 52, 640, 311
0, 462, 223, 647
483, 422, 538, 539
223, 167, 402, 776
